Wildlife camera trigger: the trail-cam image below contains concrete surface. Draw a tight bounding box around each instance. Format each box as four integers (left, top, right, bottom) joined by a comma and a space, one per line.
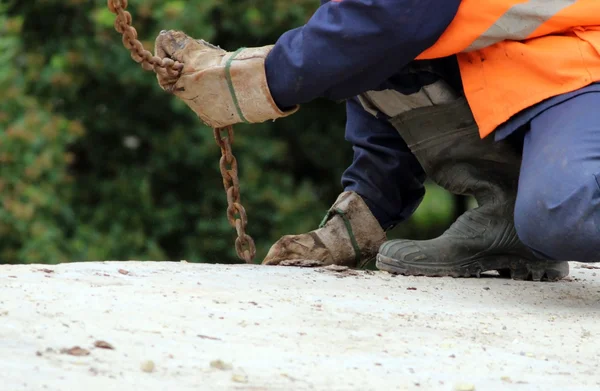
1, 261, 600, 391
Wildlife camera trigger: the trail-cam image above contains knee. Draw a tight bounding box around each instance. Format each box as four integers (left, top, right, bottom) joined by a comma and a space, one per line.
514, 178, 600, 261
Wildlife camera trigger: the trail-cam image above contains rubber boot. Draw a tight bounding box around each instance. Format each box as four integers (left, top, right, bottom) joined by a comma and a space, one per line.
376, 98, 569, 281
262, 191, 386, 267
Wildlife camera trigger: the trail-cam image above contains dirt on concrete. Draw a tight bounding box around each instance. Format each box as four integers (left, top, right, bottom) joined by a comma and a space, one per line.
1, 261, 600, 391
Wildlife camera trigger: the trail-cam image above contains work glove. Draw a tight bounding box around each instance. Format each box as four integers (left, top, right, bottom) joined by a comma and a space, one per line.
154, 30, 298, 128
262, 191, 387, 268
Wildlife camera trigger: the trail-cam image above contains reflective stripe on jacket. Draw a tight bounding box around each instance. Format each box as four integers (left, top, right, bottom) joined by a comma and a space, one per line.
418, 0, 600, 137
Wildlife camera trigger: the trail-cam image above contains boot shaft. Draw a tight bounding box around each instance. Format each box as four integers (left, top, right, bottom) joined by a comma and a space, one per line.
387, 97, 522, 206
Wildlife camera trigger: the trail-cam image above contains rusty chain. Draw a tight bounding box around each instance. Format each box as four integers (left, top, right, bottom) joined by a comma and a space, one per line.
214, 127, 256, 263
107, 0, 183, 78
107, 0, 256, 263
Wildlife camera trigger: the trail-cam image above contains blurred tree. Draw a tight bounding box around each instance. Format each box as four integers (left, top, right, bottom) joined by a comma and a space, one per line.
0, 0, 453, 264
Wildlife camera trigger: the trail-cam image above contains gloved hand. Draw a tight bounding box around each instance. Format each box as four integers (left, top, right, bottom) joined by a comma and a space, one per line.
154, 30, 298, 128
262, 191, 387, 267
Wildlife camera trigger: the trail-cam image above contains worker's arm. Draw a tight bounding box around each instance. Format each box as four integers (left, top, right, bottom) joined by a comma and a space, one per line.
153, 0, 460, 128
265, 0, 462, 109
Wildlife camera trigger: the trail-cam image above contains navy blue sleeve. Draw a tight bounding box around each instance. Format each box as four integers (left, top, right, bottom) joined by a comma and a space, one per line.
264, 0, 461, 108
342, 97, 425, 229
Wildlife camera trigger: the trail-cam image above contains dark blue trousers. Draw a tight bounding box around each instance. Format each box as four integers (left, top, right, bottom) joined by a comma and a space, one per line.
341, 97, 425, 230
514, 92, 600, 261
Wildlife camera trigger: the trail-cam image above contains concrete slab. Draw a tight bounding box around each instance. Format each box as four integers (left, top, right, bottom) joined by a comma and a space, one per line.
1, 261, 600, 391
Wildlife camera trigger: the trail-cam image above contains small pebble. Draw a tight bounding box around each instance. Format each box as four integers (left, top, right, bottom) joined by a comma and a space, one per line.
62, 346, 90, 356
454, 383, 475, 391
141, 360, 155, 373
94, 340, 115, 350
231, 374, 248, 383
210, 360, 232, 370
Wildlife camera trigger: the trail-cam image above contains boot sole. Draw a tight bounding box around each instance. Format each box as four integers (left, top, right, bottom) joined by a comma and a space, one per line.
376, 254, 569, 282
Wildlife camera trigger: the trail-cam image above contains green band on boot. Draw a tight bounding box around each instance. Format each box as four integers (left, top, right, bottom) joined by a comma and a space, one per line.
319, 208, 361, 266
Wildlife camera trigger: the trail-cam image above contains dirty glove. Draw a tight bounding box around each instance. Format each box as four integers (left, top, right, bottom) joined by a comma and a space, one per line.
262, 191, 386, 268
154, 30, 298, 128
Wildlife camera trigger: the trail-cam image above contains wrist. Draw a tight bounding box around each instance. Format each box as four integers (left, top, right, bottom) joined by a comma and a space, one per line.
223, 46, 299, 125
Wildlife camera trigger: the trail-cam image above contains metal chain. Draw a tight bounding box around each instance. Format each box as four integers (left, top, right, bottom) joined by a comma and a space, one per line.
214, 127, 256, 263
108, 0, 256, 263
107, 0, 183, 78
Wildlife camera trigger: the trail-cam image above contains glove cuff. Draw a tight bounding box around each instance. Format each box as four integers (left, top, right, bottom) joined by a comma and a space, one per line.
222, 46, 299, 125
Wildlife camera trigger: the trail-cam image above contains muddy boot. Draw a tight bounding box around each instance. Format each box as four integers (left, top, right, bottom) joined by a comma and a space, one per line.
262, 191, 386, 267
376, 98, 569, 281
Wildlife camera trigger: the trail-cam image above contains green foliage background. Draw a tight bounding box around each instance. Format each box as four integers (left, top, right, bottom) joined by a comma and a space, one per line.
0, 0, 457, 264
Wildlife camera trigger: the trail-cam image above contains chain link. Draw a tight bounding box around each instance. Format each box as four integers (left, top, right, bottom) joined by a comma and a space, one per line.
108, 0, 256, 263
107, 0, 183, 79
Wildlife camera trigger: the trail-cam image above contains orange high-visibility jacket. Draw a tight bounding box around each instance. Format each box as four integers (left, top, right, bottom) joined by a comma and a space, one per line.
417, 0, 600, 138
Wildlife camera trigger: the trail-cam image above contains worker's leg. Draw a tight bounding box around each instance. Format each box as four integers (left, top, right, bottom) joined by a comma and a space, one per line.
375, 97, 569, 281
514, 92, 600, 261
341, 97, 426, 230
262, 97, 425, 266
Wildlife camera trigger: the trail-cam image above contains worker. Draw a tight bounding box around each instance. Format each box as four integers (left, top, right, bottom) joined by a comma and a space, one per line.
153, 0, 600, 280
